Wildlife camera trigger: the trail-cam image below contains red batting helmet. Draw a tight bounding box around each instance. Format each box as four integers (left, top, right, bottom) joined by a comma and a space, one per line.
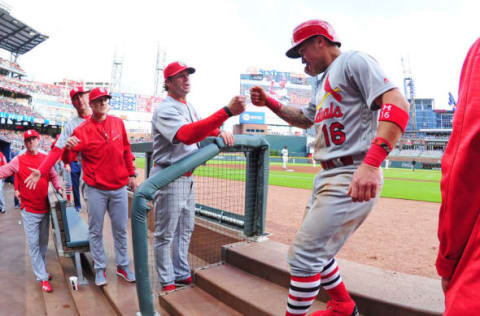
89, 87, 111, 103
164, 61, 195, 80
286, 19, 341, 58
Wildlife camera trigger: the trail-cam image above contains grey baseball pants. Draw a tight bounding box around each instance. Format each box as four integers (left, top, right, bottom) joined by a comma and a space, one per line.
85, 185, 130, 270
21, 210, 50, 281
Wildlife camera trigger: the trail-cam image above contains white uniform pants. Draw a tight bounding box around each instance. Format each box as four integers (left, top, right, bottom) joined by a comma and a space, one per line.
287, 164, 383, 276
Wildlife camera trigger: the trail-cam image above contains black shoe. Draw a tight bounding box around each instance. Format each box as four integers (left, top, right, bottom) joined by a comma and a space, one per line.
0, 208, 5, 213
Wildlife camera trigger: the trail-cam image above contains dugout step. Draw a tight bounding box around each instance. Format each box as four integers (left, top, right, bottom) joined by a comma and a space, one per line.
159, 285, 242, 316
57, 253, 118, 315
81, 214, 168, 316
42, 237, 78, 316
0, 190, 48, 316
194, 263, 327, 316
223, 240, 444, 316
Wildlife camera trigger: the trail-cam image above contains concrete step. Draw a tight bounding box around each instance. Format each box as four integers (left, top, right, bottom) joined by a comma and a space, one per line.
42, 236, 78, 316
0, 194, 47, 316
57, 254, 118, 316
195, 263, 327, 316
81, 212, 168, 316
159, 285, 242, 316
223, 240, 444, 316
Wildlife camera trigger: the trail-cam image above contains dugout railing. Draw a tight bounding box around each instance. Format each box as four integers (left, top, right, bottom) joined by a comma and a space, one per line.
130, 135, 269, 316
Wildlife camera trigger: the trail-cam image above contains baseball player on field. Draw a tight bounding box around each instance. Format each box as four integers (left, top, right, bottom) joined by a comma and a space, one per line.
281, 145, 289, 169
436, 37, 480, 315
250, 20, 410, 316
151, 61, 245, 292
63, 87, 137, 286
0, 130, 63, 293
25, 86, 91, 202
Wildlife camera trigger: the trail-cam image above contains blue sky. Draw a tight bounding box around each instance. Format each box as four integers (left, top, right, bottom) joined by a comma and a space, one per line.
3, 0, 479, 117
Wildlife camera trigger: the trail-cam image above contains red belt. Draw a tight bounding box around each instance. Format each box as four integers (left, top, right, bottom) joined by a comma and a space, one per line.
320, 156, 354, 170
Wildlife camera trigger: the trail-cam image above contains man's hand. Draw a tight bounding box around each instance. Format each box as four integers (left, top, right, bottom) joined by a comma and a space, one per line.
56, 188, 64, 197
348, 163, 382, 202
25, 168, 41, 190
65, 136, 80, 150
227, 96, 246, 115
250, 86, 268, 106
128, 176, 137, 192
441, 277, 450, 293
14, 190, 20, 200
219, 131, 235, 146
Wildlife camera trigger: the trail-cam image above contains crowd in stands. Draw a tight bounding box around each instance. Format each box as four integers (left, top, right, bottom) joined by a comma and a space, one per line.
129, 135, 152, 143
0, 75, 66, 97
0, 129, 53, 153
0, 96, 45, 119
0, 57, 24, 73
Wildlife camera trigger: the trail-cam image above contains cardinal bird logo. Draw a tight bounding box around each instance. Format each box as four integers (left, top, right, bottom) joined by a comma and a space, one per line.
324, 75, 342, 102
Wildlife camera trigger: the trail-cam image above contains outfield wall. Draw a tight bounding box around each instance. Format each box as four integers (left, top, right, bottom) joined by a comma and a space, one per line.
263, 135, 307, 156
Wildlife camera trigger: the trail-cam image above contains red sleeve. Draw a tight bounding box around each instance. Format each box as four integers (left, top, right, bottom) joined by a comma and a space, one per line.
208, 128, 221, 137
121, 121, 135, 176
14, 173, 19, 191
38, 147, 63, 176
62, 129, 83, 165
436, 38, 480, 279
175, 108, 230, 145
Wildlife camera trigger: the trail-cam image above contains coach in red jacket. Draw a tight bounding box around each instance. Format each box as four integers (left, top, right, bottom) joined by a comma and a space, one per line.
436, 38, 480, 315
64, 87, 136, 286
0, 129, 62, 293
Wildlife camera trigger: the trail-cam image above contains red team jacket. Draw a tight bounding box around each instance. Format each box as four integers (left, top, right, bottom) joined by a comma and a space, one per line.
0, 152, 61, 214
67, 115, 135, 191
436, 38, 480, 315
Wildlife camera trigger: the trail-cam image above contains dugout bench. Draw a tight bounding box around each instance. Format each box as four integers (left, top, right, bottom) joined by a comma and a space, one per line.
49, 190, 90, 285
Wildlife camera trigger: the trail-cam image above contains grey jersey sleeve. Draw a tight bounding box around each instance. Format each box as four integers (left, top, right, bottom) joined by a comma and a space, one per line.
54, 123, 73, 149
153, 106, 188, 144
346, 51, 396, 110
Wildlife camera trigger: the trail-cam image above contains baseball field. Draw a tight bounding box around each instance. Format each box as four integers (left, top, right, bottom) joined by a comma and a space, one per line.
134, 157, 441, 278
135, 158, 441, 203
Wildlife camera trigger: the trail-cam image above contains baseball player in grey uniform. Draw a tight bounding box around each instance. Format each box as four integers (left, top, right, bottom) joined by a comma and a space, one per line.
250, 20, 410, 316
25, 86, 90, 190
151, 61, 245, 292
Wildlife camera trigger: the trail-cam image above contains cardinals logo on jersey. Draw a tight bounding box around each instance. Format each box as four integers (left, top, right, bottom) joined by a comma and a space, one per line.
315, 75, 344, 123
316, 75, 342, 111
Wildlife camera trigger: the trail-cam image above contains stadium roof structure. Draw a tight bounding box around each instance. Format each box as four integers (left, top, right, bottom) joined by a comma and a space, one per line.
0, 7, 48, 56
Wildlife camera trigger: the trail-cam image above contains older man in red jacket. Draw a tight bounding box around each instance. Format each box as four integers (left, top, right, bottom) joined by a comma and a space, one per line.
64, 87, 136, 287
436, 37, 480, 315
0, 129, 62, 292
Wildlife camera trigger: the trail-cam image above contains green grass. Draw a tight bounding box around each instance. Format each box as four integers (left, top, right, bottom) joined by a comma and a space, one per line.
135, 157, 145, 169
136, 157, 441, 202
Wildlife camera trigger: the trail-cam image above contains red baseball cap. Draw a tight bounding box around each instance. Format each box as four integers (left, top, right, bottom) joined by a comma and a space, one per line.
24, 129, 40, 141
69, 86, 89, 101
89, 87, 112, 103
164, 61, 195, 80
